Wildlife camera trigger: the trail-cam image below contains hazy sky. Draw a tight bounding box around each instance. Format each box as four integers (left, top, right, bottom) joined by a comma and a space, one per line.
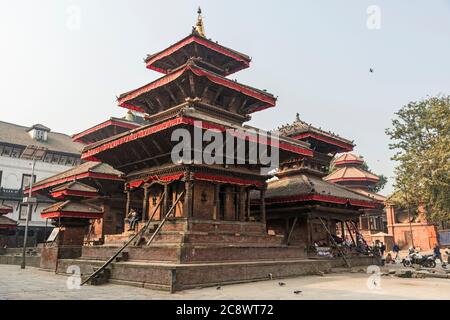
1, 0, 450, 195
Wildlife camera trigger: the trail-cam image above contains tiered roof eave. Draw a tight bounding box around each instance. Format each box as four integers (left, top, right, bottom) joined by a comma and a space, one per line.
144, 33, 251, 76
117, 61, 277, 116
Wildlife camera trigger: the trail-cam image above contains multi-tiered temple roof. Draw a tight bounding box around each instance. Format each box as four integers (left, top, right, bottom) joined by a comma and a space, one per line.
325, 153, 380, 189
258, 116, 376, 211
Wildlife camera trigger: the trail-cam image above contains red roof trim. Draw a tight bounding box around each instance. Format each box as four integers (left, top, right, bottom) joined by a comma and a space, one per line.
82, 117, 313, 160
127, 173, 185, 189
72, 120, 139, 143
30, 172, 124, 193
50, 190, 99, 200
41, 211, 103, 219
264, 194, 375, 208
326, 177, 379, 184
146, 35, 250, 75
118, 65, 276, 113
292, 133, 353, 152
333, 159, 364, 166
193, 172, 264, 187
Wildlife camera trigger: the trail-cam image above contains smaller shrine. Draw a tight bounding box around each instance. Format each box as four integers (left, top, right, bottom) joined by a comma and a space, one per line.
253, 115, 377, 259
28, 161, 125, 244
325, 153, 387, 245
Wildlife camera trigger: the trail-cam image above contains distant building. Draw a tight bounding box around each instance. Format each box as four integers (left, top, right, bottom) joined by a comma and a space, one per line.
0, 120, 83, 244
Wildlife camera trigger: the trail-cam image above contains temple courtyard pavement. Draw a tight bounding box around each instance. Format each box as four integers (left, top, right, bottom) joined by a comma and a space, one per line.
0, 264, 449, 300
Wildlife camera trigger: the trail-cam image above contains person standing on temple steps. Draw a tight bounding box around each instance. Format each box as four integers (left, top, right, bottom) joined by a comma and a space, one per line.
126, 208, 141, 232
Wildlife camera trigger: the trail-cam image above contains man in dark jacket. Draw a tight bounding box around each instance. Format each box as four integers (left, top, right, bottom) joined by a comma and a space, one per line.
392, 243, 400, 260
433, 244, 447, 268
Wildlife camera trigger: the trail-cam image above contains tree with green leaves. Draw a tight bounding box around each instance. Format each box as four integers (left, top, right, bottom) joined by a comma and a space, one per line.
386, 95, 450, 222
360, 162, 387, 193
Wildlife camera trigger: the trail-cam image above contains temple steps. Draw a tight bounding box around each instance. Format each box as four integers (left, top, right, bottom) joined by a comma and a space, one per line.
79, 243, 306, 264
54, 256, 377, 292
105, 230, 284, 247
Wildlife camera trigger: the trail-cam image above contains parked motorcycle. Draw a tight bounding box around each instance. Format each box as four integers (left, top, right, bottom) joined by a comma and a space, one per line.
402, 252, 436, 268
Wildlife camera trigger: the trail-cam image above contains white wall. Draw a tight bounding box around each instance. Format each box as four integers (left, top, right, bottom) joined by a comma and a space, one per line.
0, 156, 77, 227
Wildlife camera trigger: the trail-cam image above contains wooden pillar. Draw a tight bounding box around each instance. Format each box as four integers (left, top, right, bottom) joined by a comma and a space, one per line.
125, 190, 131, 215
340, 220, 345, 239
307, 215, 313, 247
183, 172, 193, 218
163, 184, 169, 216
284, 218, 290, 244
142, 184, 149, 222
214, 184, 220, 220
327, 218, 332, 245
260, 187, 266, 225
246, 189, 251, 221
239, 186, 246, 222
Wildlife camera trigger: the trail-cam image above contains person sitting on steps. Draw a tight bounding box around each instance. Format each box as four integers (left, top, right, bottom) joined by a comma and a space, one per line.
126, 208, 141, 232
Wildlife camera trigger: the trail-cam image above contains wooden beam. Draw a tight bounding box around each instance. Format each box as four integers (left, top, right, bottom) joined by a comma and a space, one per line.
137, 140, 159, 166
174, 81, 188, 97
237, 98, 248, 114
319, 217, 350, 267
200, 83, 210, 100
213, 87, 223, 104
168, 55, 178, 66
228, 95, 237, 112
188, 73, 196, 97
117, 152, 171, 170
286, 217, 298, 245
151, 139, 165, 154
154, 96, 165, 112
143, 100, 156, 114
163, 86, 177, 103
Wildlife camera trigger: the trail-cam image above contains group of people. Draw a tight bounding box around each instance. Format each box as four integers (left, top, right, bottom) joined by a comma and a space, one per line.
379, 242, 448, 267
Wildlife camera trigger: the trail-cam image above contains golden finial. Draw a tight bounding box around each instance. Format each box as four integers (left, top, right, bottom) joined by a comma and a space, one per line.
195, 7, 205, 37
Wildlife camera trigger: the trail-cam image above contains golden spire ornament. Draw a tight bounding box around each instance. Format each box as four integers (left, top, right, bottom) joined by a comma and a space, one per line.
195, 7, 205, 37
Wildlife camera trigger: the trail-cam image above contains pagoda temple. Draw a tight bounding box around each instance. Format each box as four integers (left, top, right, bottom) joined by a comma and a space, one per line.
253, 116, 377, 257
30, 9, 376, 292
325, 153, 387, 245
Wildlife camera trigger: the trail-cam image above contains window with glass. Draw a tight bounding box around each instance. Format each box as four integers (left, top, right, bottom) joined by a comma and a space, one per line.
58, 155, 67, 165
1, 146, 12, 157
21, 174, 36, 190
51, 154, 60, 164
19, 204, 31, 221
35, 130, 45, 141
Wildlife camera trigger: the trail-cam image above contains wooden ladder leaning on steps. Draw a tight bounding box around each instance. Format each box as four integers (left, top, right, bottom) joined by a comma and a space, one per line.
81, 189, 185, 286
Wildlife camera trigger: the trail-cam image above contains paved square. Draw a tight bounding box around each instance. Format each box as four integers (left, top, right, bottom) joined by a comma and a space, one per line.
0, 265, 450, 300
